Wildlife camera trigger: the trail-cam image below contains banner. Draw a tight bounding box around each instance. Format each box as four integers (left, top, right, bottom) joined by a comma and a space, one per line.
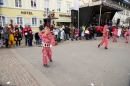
73, 0, 79, 10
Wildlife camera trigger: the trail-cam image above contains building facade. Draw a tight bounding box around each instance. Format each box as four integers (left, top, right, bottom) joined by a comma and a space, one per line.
0, 0, 73, 32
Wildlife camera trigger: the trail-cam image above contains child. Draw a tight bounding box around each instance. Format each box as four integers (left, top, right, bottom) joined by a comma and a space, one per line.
14, 30, 22, 46
28, 30, 33, 46
34, 32, 40, 45
112, 29, 118, 42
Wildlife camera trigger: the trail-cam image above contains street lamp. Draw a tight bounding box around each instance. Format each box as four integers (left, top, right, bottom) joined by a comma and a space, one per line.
43, 8, 51, 27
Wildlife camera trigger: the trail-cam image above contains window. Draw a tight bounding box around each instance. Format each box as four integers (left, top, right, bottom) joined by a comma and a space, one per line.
15, 0, 22, 7
57, 0, 61, 12
16, 17, 23, 26
0, 16, 6, 26
0, 0, 3, 5
67, 2, 71, 13
31, 0, 37, 8
44, 0, 49, 10
32, 17, 37, 26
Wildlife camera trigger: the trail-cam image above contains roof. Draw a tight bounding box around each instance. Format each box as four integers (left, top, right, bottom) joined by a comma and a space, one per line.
89, 1, 123, 13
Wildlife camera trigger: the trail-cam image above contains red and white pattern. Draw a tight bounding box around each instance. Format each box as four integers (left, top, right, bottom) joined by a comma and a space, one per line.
39, 30, 55, 65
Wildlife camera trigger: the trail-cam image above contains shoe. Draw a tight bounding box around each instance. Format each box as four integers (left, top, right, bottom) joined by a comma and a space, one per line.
50, 60, 53, 62
98, 44, 100, 48
105, 47, 108, 49
43, 64, 49, 67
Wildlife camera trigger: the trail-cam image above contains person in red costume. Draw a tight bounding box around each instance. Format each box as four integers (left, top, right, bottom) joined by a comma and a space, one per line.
98, 25, 109, 49
112, 28, 118, 42
39, 27, 55, 67
125, 27, 130, 43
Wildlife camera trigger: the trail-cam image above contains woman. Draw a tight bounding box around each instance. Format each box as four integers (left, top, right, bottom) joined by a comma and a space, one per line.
70, 27, 75, 41
85, 27, 89, 40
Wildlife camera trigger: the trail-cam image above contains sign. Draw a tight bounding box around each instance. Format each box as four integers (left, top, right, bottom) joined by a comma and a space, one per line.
59, 14, 70, 17
21, 11, 33, 15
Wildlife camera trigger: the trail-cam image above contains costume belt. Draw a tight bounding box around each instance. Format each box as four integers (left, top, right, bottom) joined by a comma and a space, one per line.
42, 42, 50, 47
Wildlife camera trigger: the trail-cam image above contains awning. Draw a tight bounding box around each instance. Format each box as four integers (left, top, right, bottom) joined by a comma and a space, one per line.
88, 1, 123, 13
43, 17, 58, 20
55, 18, 71, 22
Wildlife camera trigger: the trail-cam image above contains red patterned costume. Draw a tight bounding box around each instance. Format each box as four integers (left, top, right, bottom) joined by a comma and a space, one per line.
39, 28, 55, 67
112, 28, 118, 42
98, 25, 109, 49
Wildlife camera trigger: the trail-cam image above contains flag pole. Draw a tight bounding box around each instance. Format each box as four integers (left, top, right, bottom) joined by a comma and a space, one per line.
78, 0, 79, 29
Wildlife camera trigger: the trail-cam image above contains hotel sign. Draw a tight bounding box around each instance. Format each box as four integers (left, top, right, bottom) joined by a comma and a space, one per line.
59, 14, 70, 17
21, 11, 33, 15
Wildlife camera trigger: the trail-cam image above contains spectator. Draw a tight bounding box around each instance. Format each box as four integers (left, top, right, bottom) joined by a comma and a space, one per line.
3, 24, 9, 48
28, 30, 33, 46
35, 32, 40, 45
14, 30, 22, 46
70, 26, 75, 41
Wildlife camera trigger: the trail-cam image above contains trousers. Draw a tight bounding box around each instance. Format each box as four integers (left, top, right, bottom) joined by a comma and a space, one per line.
8, 34, 15, 45
42, 47, 52, 65
126, 36, 129, 42
100, 36, 108, 47
113, 35, 117, 41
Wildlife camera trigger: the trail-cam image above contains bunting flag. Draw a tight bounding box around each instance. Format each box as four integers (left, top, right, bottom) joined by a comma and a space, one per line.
73, 0, 79, 10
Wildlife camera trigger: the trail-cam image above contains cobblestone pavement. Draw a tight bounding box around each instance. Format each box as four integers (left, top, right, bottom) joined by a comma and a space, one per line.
0, 49, 40, 86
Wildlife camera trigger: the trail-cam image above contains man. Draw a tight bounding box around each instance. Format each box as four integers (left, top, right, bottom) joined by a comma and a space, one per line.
98, 25, 109, 49
23, 25, 32, 46
64, 26, 70, 40
3, 24, 9, 48
39, 27, 55, 67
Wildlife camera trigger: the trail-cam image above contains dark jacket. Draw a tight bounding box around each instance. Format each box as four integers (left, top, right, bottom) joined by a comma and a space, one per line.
35, 32, 40, 40
28, 33, 33, 40
14, 32, 22, 41
65, 27, 70, 34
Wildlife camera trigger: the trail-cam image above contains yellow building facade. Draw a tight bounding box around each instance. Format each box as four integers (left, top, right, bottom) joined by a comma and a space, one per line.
0, 0, 73, 32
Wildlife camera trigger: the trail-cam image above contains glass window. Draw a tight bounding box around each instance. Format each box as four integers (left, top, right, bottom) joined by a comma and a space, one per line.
0, 16, 6, 27
44, 0, 49, 10
67, 2, 71, 13
15, 0, 22, 7
31, 0, 37, 8
32, 17, 37, 26
0, 0, 3, 5
57, 1, 61, 12
16, 17, 23, 26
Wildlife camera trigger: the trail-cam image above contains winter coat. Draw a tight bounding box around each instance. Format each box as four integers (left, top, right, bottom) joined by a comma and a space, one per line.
3, 27, 9, 39
14, 32, 22, 41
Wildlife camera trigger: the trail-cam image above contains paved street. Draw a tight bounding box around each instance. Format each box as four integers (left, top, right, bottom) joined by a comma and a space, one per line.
0, 37, 130, 86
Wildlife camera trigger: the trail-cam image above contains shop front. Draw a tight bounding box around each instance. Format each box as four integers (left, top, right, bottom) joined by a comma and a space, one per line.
54, 13, 71, 27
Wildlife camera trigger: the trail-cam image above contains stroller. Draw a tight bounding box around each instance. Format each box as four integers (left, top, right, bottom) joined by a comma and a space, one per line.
34, 32, 40, 45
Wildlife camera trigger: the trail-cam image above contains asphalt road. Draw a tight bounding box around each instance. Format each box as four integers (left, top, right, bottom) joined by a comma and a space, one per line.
11, 37, 130, 86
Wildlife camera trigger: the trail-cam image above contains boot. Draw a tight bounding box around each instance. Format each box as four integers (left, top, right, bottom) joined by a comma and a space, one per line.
43, 64, 49, 67
98, 44, 100, 48
105, 47, 108, 49
50, 59, 53, 62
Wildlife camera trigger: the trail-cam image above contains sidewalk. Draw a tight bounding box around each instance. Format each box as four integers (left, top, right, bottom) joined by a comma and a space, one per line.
0, 49, 40, 86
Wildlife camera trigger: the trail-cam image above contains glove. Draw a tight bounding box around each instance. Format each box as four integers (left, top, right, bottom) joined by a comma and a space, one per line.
50, 44, 53, 47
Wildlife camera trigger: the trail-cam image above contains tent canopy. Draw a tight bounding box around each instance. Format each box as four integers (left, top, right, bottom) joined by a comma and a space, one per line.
89, 1, 123, 13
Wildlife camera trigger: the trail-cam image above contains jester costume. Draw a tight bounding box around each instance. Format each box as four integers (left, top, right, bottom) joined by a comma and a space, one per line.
39, 28, 55, 67
8, 26, 15, 46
